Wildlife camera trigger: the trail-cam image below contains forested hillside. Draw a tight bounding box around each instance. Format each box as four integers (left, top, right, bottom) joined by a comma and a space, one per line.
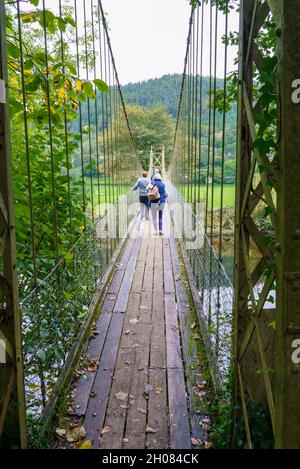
122, 73, 236, 131
122, 74, 183, 118
74, 74, 237, 176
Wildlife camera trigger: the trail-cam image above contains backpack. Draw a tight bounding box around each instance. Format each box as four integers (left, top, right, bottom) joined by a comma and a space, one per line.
147, 183, 160, 201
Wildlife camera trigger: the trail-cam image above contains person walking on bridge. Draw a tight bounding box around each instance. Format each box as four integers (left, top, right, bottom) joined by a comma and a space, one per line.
132, 171, 150, 220
151, 167, 161, 182
147, 173, 168, 236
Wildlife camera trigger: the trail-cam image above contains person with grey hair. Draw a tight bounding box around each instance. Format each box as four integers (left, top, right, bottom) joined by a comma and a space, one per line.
147, 172, 168, 235
151, 167, 161, 182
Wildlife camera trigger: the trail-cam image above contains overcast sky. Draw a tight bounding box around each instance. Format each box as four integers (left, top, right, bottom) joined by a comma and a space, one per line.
101, 0, 239, 85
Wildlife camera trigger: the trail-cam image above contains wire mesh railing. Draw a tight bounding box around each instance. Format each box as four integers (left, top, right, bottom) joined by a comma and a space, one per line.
169, 1, 236, 385
1, 0, 140, 426
167, 182, 233, 387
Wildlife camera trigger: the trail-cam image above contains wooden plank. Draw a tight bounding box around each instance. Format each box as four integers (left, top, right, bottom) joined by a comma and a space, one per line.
147, 368, 169, 449
168, 368, 191, 449
152, 238, 164, 319
142, 237, 154, 293
169, 234, 189, 343
124, 368, 148, 449
118, 237, 135, 268
163, 238, 175, 295
100, 288, 142, 448
165, 293, 182, 369
138, 291, 152, 325
99, 348, 134, 449
121, 293, 141, 349
114, 237, 142, 313
150, 323, 165, 369
87, 314, 112, 359
131, 260, 145, 293
108, 268, 125, 294
135, 235, 152, 325
101, 295, 117, 314
83, 312, 125, 448
138, 235, 148, 261
124, 320, 151, 449
74, 313, 112, 417
134, 321, 151, 369
150, 237, 165, 369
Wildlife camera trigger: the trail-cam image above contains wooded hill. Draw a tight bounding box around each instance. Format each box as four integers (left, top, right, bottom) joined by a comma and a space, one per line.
74, 74, 237, 177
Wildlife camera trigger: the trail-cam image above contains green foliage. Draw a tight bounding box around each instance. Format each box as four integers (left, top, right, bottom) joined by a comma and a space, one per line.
6, 2, 109, 293
125, 105, 175, 169
121, 75, 236, 173
209, 375, 233, 448
189, 0, 239, 13
209, 369, 274, 449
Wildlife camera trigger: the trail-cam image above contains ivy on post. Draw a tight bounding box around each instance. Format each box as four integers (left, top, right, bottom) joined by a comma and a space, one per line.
0, 1, 27, 448
274, 0, 300, 449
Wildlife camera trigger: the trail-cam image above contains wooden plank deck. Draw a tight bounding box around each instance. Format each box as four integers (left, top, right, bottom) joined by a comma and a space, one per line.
72, 218, 196, 449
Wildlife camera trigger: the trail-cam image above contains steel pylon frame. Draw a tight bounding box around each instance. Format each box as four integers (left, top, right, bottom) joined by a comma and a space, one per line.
0, 1, 27, 448
148, 144, 166, 179
234, 0, 300, 449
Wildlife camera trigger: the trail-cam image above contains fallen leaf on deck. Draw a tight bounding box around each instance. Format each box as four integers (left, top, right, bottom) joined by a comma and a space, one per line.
172, 325, 180, 331
201, 417, 211, 426
101, 426, 111, 435
125, 329, 131, 334
197, 383, 206, 390
75, 440, 92, 449
140, 306, 148, 310
123, 438, 129, 444
145, 426, 157, 433
56, 428, 66, 437
143, 384, 153, 400
115, 391, 128, 401
87, 359, 98, 372
66, 425, 86, 442
154, 387, 162, 394
137, 406, 147, 414
191, 322, 197, 329
191, 437, 202, 446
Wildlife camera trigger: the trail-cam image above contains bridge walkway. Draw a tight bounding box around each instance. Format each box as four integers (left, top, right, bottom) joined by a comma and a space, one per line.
65, 215, 209, 449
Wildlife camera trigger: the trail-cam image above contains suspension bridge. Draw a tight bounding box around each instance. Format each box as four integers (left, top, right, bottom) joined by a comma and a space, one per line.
0, 0, 300, 450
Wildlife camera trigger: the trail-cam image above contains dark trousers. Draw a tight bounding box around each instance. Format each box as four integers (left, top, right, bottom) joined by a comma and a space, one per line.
139, 196, 149, 220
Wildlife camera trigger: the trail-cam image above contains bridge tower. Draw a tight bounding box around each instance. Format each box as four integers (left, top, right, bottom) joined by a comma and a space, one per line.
148, 144, 166, 179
